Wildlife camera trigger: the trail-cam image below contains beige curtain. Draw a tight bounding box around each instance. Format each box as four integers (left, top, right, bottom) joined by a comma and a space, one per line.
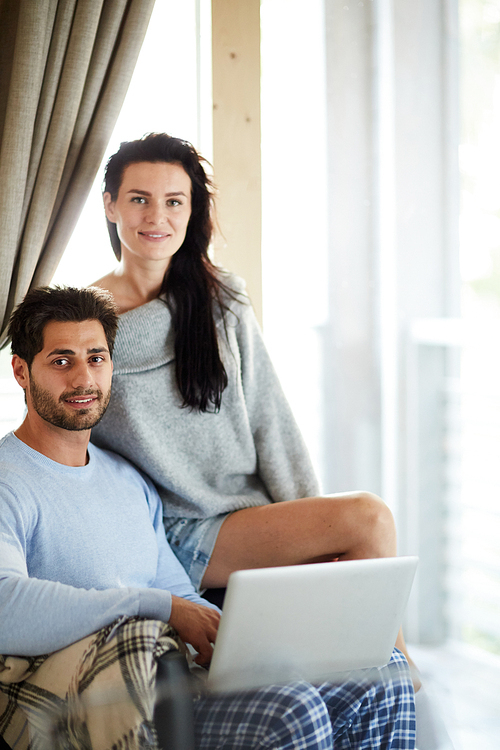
0, 0, 156, 346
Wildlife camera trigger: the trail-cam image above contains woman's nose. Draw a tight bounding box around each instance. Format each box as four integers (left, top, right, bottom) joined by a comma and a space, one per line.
145, 201, 168, 224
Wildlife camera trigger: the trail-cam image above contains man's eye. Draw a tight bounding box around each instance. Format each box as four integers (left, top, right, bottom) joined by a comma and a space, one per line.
53, 358, 69, 366
90, 356, 105, 363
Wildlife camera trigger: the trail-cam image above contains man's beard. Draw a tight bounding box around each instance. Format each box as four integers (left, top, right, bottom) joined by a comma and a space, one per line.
29, 377, 111, 431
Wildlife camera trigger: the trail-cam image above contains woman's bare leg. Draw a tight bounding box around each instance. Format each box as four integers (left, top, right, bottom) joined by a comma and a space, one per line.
202, 491, 396, 586
201, 491, 419, 687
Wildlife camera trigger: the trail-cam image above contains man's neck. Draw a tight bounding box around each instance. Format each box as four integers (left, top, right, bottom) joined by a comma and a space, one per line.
14, 414, 91, 467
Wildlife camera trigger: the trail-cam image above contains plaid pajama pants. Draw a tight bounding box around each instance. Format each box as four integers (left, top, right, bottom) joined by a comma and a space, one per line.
193, 649, 415, 749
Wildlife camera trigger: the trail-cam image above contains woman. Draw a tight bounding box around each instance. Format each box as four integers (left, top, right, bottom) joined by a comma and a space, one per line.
90, 132, 416, 675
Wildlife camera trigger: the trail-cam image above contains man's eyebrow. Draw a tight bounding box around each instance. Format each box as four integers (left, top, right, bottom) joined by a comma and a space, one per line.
45, 347, 109, 358
126, 189, 188, 197
46, 349, 75, 358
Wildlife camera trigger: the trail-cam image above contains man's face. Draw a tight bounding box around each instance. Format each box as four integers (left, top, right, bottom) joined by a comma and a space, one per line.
23, 320, 113, 431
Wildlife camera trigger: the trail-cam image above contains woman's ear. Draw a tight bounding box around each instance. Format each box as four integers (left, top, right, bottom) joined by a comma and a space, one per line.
103, 192, 116, 223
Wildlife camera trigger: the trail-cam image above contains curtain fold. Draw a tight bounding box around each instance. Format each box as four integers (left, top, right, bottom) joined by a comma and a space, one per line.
0, 0, 156, 345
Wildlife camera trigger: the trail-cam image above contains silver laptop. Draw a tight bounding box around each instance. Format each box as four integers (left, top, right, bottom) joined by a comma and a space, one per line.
207, 556, 418, 693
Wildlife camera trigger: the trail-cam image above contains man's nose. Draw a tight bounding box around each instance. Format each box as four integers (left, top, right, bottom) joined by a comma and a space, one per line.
70, 361, 94, 390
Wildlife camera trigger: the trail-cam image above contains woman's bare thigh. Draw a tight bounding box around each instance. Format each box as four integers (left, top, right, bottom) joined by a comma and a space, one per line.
201, 491, 396, 588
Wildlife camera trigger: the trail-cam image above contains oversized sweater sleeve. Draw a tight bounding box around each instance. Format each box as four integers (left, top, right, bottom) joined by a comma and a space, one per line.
233, 300, 321, 502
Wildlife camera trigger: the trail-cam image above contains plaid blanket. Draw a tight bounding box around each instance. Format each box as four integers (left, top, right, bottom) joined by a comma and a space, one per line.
0, 617, 185, 750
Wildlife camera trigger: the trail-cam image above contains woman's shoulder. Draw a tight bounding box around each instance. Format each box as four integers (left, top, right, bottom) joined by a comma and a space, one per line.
212, 271, 262, 355
214, 269, 250, 313
214, 268, 246, 296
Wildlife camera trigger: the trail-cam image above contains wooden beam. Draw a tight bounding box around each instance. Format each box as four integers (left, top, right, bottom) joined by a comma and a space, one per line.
211, 0, 262, 323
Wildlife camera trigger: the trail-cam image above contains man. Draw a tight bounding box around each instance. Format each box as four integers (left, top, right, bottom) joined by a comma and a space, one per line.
0, 286, 415, 749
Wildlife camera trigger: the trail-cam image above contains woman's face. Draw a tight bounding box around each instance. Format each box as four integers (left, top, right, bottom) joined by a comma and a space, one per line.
103, 161, 192, 268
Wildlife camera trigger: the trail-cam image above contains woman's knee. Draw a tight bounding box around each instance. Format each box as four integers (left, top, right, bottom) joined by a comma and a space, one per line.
328, 491, 396, 556
358, 492, 394, 534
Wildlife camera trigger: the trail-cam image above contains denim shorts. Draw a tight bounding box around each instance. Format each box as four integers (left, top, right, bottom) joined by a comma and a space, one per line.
163, 513, 230, 592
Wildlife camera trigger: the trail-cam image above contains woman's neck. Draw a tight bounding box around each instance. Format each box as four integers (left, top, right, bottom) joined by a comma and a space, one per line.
93, 259, 168, 313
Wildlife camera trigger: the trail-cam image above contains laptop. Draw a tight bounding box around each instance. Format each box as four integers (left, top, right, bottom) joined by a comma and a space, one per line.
206, 555, 418, 693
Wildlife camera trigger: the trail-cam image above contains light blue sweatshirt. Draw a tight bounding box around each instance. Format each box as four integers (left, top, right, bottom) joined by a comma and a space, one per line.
0, 432, 216, 656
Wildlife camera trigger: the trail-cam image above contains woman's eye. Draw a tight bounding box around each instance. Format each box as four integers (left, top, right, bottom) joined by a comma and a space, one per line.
131, 196, 146, 204
167, 199, 181, 207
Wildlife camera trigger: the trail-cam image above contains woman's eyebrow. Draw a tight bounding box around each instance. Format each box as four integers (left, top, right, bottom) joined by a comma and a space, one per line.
126, 189, 188, 197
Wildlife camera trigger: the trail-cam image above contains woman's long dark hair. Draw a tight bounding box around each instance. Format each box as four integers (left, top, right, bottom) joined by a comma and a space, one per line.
103, 133, 238, 412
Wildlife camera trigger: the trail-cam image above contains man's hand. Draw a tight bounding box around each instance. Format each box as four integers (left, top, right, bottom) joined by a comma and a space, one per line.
169, 596, 221, 666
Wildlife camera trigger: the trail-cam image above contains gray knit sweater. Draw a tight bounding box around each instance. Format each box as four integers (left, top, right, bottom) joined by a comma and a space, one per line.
91, 277, 320, 518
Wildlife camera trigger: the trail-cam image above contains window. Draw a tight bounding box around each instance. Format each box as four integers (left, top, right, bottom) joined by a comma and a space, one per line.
456, 0, 500, 655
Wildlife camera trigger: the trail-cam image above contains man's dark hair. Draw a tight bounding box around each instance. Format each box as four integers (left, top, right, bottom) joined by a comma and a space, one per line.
8, 286, 119, 367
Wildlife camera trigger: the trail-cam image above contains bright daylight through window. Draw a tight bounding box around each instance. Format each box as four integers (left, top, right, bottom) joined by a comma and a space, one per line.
458, 0, 500, 656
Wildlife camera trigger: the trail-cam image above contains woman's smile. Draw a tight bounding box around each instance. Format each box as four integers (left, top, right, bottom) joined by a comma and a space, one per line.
139, 232, 170, 239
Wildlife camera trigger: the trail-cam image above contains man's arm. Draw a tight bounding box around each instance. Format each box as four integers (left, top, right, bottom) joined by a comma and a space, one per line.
0, 538, 172, 656
0, 477, 221, 658
0, 480, 171, 656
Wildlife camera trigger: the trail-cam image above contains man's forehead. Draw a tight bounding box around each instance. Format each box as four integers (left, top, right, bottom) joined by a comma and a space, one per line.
40, 320, 108, 354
